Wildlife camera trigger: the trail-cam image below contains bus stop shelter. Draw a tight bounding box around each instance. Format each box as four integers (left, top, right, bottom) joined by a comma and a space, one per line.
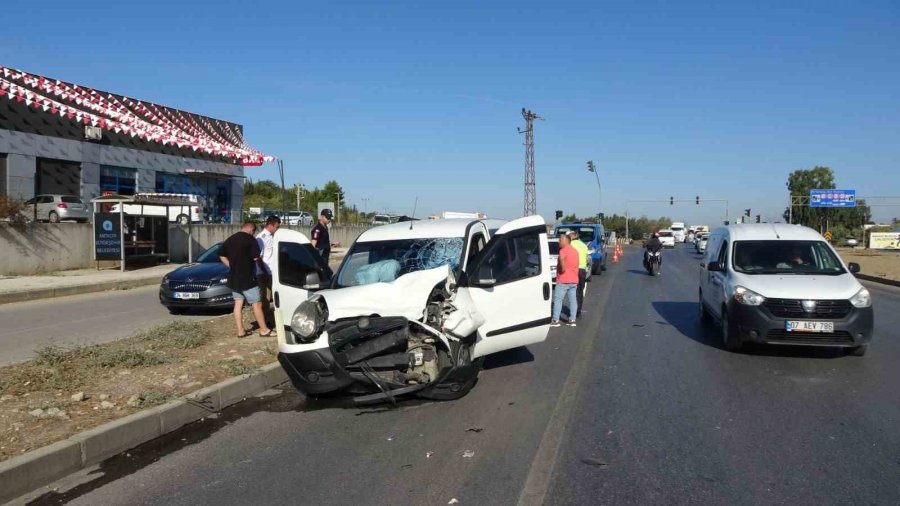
90, 194, 198, 272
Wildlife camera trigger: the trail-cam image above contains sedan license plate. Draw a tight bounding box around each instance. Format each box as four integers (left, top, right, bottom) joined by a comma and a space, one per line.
785, 320, 834, 333
173, 292, 200, 300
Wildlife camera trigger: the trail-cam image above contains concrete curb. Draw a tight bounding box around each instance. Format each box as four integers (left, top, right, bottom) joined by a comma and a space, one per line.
0, 276, 163, 305
0, 362, 288, 504
855, 273, 900, 288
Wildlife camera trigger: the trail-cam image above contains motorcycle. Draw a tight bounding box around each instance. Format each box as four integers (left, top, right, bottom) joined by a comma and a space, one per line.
644, 250, 661, 276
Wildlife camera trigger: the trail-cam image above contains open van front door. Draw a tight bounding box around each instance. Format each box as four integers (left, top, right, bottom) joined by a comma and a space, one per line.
465, 216, 552, 358
271, 229, 332, 343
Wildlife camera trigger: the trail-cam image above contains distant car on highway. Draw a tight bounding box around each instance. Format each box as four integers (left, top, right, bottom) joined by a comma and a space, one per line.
671, 222, 686, 243
845, 238, 859, 248
699, 224, 872, 355
695, 232, 709, 254
23, 194, 90, 223
372, 214, 392, 226
553, 223, 607, 275
158, 243, 233, 314
658, 230, 676, 248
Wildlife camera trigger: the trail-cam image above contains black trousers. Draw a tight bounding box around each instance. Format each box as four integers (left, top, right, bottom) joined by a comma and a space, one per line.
577, 268, 587, 315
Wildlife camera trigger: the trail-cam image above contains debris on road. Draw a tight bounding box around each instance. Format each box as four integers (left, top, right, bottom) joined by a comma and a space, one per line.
70, 392, 86, 402
581, 457, 609, 467
386, 435, 396, 441
426, 451, 435, 458
462, 450, 475, 458
448, 499, 459, 504
465, 426, 484, 433
632, 324, 645, 327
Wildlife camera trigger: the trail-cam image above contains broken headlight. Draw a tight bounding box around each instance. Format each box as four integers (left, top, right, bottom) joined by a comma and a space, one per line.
291, 295, 326, 343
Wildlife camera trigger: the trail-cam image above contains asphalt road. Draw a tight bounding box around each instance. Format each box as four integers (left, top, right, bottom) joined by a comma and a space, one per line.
20, 245, 900, 505
0, 286, 221, 365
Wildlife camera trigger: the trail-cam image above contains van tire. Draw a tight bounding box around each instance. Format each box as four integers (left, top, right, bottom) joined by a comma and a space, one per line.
848, 344, 868, 357
49, 211, 60, 223
721, 307, 742, 352
176, 214, 189, 225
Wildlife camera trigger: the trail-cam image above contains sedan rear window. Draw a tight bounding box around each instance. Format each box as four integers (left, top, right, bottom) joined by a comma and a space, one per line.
61, 196, 83, 204
733, 240, 845, 275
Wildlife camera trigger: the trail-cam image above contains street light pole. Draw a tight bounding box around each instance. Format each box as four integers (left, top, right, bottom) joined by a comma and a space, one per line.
587, 160, 601, 216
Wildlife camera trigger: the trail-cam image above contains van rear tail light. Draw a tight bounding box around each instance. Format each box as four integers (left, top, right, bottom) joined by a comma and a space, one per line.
57, 203, 68, 209
194, 208, 200, 215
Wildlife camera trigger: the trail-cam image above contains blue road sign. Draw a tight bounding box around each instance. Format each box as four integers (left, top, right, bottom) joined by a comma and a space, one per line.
810, 189, 856, 208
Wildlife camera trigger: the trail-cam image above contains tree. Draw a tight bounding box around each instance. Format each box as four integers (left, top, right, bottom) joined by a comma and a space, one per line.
782, 166, 871, 233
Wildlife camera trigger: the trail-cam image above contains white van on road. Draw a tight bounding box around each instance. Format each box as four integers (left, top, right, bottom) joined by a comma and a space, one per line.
671, 222, 686, 243
699, 224, 873, 355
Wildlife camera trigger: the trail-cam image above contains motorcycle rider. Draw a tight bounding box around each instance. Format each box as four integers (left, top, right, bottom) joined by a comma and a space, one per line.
644, 231, 663, 272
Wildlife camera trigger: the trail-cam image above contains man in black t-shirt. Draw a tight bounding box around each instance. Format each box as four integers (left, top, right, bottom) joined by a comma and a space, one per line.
220, 222, 273, 338
310, 209, 333, 262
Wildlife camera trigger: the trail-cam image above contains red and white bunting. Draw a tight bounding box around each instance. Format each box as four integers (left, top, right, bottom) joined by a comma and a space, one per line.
0, 65, 275, 165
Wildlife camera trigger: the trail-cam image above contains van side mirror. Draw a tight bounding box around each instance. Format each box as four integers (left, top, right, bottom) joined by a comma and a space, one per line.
707, 261, 724, 272
475, 265, 496, 286
848, 262, 860, 274
302, 272, 322, 290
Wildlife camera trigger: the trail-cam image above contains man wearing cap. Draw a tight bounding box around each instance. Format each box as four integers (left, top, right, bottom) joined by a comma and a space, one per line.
568, 231, 589, 317
311, 209, 333, 262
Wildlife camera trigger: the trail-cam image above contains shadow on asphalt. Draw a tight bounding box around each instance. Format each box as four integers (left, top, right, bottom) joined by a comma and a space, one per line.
483, 346, 535, 370
652, 301, 850, 360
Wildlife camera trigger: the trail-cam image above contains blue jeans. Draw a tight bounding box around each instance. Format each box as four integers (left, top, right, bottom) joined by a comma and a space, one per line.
552, 283, 578, 322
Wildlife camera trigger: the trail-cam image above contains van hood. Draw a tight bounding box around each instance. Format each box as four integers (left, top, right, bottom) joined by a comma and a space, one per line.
731, 272, 862, 300
317, 266, 453, 321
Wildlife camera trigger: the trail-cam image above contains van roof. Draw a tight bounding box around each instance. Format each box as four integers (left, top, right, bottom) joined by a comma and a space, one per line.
357, 218, 483, 241
715, 223, 824, 241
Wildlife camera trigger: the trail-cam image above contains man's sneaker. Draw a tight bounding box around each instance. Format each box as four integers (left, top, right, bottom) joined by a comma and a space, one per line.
567, 321, 577, 327
550, 321, 561, 328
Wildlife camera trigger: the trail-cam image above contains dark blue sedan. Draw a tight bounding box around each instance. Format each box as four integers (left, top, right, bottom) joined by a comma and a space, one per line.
159, 243, 234, 314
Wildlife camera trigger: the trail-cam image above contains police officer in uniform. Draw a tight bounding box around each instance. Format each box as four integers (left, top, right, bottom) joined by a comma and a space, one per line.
311, 209, 333, 262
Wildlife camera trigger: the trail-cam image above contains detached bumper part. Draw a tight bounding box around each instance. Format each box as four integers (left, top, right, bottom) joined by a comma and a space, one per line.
278, 348, 355, 395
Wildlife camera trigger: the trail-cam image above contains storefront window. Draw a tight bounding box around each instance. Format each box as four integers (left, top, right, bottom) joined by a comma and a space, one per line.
155, 172, 232, 223
100, 166, 137, 195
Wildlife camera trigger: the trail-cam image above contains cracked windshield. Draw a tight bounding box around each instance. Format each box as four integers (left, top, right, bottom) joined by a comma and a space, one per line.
336, 238, 465, 286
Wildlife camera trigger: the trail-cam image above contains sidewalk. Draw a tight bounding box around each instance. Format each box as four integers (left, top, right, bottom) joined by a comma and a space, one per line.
0, 247, 349, 305
0, 264, 180, 305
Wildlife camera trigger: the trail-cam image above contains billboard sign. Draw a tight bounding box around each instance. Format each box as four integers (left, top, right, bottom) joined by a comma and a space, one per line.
94, 212, 122, 260
810, 189, 856, 208
869, 232, 900, 250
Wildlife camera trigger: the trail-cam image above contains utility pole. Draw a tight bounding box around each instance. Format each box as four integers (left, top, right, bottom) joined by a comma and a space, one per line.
519, 108, 543, 217
296, 184, 300, 211
361, 198, 370, 223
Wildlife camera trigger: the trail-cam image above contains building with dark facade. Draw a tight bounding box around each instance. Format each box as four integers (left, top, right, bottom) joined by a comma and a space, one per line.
0, 66, 272, 223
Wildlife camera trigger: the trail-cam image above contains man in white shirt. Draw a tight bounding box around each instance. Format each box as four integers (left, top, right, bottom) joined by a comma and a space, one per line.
255, 215, 280, 320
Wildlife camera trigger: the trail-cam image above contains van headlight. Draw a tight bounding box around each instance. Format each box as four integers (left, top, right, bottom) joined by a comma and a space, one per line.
290, 296, 326, 342
734, 286, 765, 306
849, 288, 872, 308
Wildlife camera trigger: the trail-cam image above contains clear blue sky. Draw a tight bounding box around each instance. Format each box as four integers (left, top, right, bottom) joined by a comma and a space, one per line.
4, 0, 899, 223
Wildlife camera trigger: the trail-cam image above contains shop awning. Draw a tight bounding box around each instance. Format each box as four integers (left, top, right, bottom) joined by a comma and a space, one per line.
0, 65, 275, 166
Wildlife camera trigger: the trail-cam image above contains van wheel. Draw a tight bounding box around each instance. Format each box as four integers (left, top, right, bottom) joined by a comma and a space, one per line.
176, 214, 189, 225
721, 307, 742, 352
848, 345, 868, 357
49, 211, 60, 223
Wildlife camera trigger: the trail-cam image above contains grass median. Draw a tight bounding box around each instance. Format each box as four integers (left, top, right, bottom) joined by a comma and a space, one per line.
0, 315, 279, 463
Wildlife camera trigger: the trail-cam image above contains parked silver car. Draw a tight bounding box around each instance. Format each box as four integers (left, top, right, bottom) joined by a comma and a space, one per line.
23, 194, 90, 223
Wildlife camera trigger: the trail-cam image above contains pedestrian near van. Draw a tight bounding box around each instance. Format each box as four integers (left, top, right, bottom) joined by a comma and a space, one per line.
551, 234, 579, 327
255, 215, 281, 322
311, 209, 333, 262
220, 222, 274, 338
568, 230, 589, 317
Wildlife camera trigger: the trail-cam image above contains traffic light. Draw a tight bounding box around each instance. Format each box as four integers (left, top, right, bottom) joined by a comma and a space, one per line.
670, 196, 674, 206
695, 196, 700, 205
555, 210, 563, 220
598, 212, 605, 220
756, 215, 761, 223
744, 208, 751, 217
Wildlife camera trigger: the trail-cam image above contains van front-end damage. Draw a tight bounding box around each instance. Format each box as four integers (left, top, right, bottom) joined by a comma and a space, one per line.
277, 267, 486, 404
